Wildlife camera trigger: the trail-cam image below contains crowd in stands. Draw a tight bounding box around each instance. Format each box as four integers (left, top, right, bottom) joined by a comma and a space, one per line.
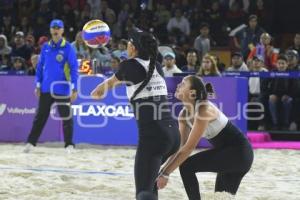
1, 0, 300, 132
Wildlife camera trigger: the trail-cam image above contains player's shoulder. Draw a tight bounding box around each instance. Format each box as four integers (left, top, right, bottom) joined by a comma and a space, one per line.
120, 58, 140, 67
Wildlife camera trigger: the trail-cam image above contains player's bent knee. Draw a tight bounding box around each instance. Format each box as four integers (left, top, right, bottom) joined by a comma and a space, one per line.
136, 191, 158, 200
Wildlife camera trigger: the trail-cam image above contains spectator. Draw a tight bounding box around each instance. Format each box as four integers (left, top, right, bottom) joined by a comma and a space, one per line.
162, 52, 182, 77
197, 54, 221, 76
288, 33, 300, 57
286, 50, 300, 71
18, 16, 33, 36
0, 34, 12, 64
17, 0, 36, 22
1, 15, 16, 41
227, 52, 249, 71
11, 31, 33, 62
204, 1, 226, 46
33, 1, 52, 24
112, 39, 128, 59
225, 1, 247, 30
99, 0, 116, 25
88, 46, 111, 68
87, 0, 101, 18
11, 56, 27, 72
249, 0, 273, 32
154, 3, 171, 43
32, 15, 48, 39
233, 15, 265, 58
249, 55, 268, 100
34, 36, 49, 54
227, 0, 250, 13
182, 49, 198, 73
117, 3, 130, 37
211, 54, 226, 73
267, 55, 293, 130
109, 11, 122, 39
167, 9, 190, 44
103, 55, 121, 76
71, 31, 89, 59
189, 5, 205, 35
25, 34, 35, 49
247, 32, 278, 70
61, 2, 77, 40
110, 55, 120, 72
193, 23, 213, 59
80, 4, 92, 26
248, 55, 268, 130
27, 54, 39, 75
0, 55, 10, 71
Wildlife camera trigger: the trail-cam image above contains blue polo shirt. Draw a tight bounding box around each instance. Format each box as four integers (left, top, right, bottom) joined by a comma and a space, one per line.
36, 38, 78, 96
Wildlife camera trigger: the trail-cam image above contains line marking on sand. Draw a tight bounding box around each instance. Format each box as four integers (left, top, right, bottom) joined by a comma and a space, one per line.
0, 166, 131, 176
1, 166, 300, 182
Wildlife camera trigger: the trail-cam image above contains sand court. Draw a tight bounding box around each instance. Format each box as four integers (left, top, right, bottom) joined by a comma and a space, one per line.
0, 143, 299, 200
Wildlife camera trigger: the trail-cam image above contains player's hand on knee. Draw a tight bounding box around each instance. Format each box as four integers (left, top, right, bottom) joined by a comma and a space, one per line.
35, 88, 40, 98
156, 175, 169, 189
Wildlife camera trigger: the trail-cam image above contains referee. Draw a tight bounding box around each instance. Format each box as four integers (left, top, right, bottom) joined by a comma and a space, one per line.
24, 19, 78, 153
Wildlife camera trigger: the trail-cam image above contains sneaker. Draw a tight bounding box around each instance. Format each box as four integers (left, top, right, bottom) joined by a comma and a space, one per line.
65, 145, 75, 154
289, 122, 297, 131
23, 143, 34, 153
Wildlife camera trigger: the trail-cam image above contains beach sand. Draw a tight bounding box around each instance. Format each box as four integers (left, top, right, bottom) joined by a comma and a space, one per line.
0, 143, 299, 200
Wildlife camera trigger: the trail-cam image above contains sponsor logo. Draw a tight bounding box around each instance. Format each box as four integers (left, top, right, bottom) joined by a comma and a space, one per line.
72, 105, 134, 118
0, 104, 7, 116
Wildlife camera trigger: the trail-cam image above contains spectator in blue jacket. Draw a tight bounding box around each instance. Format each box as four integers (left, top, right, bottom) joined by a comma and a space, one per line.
24, 19, 79, 153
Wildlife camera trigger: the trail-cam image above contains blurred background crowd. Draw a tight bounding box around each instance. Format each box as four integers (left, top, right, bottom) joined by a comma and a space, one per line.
0, 0, 300, 132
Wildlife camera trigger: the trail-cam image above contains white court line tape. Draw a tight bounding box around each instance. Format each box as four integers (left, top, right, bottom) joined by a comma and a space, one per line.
0, 166, 299, 182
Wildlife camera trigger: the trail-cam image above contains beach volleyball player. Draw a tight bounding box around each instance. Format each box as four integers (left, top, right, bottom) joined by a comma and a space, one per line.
91, 28, 180, 200
157, 76, 254, 199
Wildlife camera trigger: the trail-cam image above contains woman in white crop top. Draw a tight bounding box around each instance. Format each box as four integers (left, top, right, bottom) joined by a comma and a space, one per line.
157, 75, 253, 200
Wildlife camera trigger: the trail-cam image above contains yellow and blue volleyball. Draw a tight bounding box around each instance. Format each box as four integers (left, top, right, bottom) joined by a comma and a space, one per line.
82, 20, 111, 48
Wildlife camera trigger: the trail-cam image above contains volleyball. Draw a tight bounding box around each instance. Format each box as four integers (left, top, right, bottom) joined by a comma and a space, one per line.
82, 19, 111, 48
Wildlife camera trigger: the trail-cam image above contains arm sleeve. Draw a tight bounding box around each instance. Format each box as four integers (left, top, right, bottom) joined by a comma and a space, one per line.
247, 48, 256, 60
68, 45, 79, 91
35, 45, 45, 88
115, 60, 146, 85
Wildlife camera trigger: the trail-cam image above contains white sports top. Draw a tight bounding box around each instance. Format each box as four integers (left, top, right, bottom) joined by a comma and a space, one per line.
185, 101, 228, 139
126, 58, 168, 100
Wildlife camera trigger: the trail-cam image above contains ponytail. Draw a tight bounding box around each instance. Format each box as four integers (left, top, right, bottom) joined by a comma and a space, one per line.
130, 33, 158, 102
205, 83, 214, 94
189, 75, 215, 101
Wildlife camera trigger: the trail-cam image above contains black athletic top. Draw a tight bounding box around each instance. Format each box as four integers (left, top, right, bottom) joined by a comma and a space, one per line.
115, 58, 173, 128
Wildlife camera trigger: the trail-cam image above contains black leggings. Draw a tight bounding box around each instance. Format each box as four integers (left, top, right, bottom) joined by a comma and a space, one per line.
27, 93, 73, 147
135, 120, 180, 200
179, 122, 253, 200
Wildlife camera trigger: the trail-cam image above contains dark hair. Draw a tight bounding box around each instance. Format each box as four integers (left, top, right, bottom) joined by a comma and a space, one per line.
200, 22, 209, 30
188, 75, 214, 101
248, 14, 258, 21
277, 54, 288, 62
130, 32, 158, 101
119, 39, 128, 46
186, 48, 198, 55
